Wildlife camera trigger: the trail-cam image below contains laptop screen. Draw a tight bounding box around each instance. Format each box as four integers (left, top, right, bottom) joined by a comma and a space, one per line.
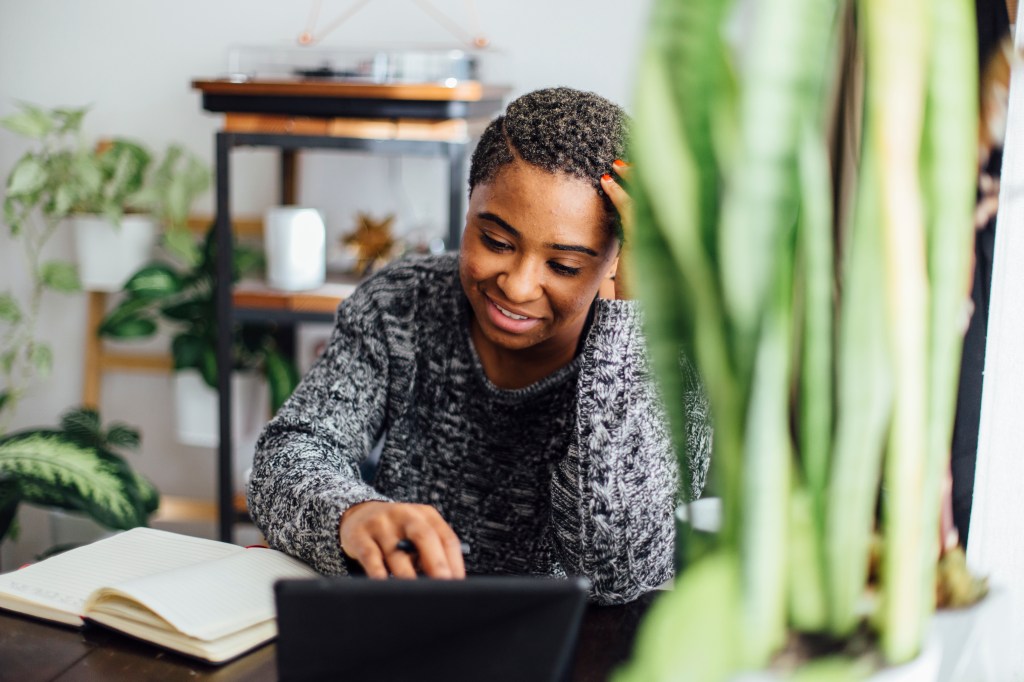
274, 576, 590, 682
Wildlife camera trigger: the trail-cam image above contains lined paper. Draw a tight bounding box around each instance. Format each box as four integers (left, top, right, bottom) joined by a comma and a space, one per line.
0, 528, 241, 618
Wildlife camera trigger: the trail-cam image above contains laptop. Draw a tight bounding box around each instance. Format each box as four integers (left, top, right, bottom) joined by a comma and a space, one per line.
274, 575, 590, 682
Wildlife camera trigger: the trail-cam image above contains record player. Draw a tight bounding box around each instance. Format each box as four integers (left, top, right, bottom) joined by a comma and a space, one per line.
193, 45, 509, 120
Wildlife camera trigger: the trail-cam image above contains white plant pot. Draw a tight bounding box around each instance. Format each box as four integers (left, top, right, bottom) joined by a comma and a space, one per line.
72, 214, 158, 292
47, 508, 116, 550
173, 371, 269, 493
733, 635, 942, 682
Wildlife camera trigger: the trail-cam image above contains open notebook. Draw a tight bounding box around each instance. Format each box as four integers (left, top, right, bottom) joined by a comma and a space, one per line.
0, 527, 317, 663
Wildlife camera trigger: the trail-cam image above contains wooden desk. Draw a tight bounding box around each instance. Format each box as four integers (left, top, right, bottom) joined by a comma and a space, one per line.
0, 591, 658, 681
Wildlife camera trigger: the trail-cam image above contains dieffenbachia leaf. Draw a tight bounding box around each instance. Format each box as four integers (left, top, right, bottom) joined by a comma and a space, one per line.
0, 430, 153, 530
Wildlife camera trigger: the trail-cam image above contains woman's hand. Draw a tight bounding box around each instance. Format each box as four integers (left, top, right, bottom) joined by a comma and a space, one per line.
600, 160, 634, 300
339, 500, 466, 579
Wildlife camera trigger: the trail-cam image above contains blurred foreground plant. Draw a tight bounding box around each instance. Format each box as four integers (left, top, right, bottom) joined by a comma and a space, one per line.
617, 0, 981, 677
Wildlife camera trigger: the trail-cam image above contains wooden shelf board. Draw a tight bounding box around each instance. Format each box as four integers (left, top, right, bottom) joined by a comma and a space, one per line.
154, 494, 248, 523
192, 78, 509, 102
99, 352, 173, 373
233, 279, 358, 314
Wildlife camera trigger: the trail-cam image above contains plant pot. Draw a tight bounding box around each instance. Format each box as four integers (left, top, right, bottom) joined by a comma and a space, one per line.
72, 214, 158, 292
173, 370, 268, 493
733, 634, 942, 682
47, 508, 116, 552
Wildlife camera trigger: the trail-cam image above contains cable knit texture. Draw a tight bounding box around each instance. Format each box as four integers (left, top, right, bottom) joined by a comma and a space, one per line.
248, 253, 712, 605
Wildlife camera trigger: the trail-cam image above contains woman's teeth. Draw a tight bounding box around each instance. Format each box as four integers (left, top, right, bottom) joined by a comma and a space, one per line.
495, 303, 528, 320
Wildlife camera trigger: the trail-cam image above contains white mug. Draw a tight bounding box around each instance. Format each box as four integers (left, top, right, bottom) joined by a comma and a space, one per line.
264, 207, 326, 291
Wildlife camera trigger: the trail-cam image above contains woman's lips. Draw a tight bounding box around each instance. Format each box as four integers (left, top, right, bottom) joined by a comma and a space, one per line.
484, 296, 541, 334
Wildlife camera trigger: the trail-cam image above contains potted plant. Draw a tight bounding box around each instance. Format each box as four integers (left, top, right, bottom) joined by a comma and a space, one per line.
1, 101, 210, 292
1, 110, 159, 556
615, 0, 987, 678
0, 407, 158, 553
97, 227, 300, 449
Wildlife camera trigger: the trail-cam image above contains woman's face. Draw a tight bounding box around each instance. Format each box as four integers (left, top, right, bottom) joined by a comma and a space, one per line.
459, 158, 619, 358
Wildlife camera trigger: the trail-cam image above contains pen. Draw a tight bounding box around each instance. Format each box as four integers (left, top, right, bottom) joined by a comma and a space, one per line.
395, 538, 472, 556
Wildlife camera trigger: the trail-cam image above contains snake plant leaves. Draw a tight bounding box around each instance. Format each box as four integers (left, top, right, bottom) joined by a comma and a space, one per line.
0, 430, 154, 533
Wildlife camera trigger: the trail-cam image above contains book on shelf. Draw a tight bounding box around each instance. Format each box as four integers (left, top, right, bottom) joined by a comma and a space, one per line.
0, 527, 317, 664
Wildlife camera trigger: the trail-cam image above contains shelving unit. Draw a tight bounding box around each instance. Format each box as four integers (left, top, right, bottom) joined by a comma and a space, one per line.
195, 79, 509, 541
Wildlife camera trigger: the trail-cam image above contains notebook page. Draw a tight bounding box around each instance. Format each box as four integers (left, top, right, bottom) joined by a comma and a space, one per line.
90, 548, 317, 641
0, 528, 241, 618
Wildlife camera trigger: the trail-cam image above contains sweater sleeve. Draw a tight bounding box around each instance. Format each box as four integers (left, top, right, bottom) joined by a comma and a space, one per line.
247, 285, 393, 575
549, 299, 713, 605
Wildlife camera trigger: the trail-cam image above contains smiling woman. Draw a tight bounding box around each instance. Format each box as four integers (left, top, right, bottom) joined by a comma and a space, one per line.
247, 87, 713, 605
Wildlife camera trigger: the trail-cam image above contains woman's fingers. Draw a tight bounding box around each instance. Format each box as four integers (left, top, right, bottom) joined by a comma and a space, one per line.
601, 160, 634, 299
430, 512, 467, 579
338, 500, 465, 579
404, 520, 454, 578
612, 158, 633, 182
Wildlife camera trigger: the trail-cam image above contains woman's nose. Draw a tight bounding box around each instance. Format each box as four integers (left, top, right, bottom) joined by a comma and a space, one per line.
497, 256, 543, 303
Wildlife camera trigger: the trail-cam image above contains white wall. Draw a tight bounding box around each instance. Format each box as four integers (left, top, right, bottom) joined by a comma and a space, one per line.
0, 0, 653, 567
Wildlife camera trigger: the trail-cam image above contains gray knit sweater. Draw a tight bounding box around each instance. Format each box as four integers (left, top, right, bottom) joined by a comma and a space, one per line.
248, 253, 711, 605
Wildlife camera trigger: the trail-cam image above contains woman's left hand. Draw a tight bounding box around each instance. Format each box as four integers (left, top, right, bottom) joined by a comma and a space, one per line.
600, 160, 634, 300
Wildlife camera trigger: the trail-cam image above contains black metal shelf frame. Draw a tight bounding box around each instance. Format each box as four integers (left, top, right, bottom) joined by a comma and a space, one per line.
213, 130, 470, 541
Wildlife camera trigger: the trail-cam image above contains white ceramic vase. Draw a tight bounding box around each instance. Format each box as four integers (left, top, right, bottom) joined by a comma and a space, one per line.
264, 207, 326, 291
72, 214, 158, 292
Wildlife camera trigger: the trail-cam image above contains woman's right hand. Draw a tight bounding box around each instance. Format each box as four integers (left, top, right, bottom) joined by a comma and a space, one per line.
339, 501, 466, 579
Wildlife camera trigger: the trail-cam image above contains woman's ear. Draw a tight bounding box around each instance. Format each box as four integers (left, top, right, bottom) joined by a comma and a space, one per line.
597, 256, 620, 300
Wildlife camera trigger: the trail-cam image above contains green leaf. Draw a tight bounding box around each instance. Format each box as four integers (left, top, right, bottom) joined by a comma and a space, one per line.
0, 104, 53, 139
0, 351, 15, 373
0, 293, 22, 323
100, 316, 157, 339
105, 424, 142, 451
59, 407, 103, 448
39, 261, 80, 293
161, 298, 209, 322
30, 344, 53, 378
4, 196, 19, 231
163, 227, 201, 267
0, 391, 9, 413
233, 245, 264, 279
199, 346, 218, 389
0, 483, 20, 544
264, 348, 300, 413
53, 106, 88, 134
6, 155, 47, 196
52, 184, 75, 217
123, 264, 183, 299
613, 552, 742, 682
98, 296, 155, 338
171, 333, 208, 371
0, 430, 153, 530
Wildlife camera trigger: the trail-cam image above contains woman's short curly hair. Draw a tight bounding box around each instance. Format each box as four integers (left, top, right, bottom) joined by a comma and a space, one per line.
468, 87, 630, 241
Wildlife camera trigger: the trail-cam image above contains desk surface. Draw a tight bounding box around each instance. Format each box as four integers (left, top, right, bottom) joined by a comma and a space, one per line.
0, 591, 657, 682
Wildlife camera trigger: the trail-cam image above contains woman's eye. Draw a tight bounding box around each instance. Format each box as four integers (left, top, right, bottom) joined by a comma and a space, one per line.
549, 261, 582, 277
479, 232, 511, 252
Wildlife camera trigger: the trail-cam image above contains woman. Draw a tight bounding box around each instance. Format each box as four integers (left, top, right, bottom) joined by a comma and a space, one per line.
248, 87, 712, 605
